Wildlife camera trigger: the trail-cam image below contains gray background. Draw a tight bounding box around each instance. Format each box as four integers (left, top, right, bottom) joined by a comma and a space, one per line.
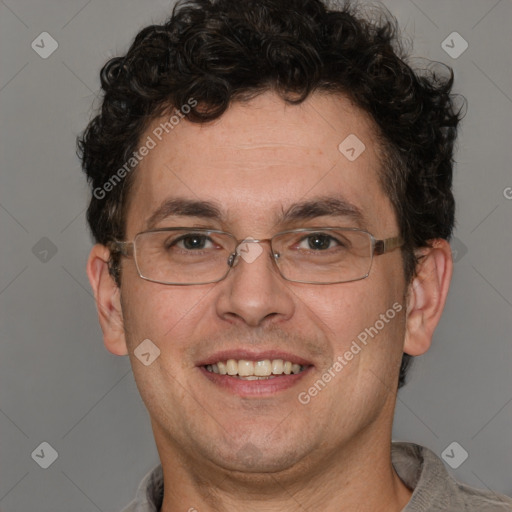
1, 0, 511, 510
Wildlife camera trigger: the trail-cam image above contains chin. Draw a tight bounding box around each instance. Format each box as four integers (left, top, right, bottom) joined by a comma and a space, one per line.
204, 426, 311, 474
215, 445, 306, 474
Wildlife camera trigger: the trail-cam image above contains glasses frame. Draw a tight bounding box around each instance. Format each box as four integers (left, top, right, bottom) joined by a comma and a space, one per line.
107, 227, 403, 286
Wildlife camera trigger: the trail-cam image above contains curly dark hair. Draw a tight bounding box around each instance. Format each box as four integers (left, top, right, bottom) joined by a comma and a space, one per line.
77, 0, 464, 388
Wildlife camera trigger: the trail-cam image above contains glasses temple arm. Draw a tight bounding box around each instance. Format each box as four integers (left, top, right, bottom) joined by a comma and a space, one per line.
106, 241, 133, 257
374, 236, 403, 255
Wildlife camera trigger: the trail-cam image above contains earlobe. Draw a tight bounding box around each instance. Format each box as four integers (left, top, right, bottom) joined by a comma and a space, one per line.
403, 239, 453, 356
86, 244, 128, 356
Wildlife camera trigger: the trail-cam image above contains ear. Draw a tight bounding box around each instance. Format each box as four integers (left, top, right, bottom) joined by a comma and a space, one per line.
403, 239, 453, 356
86, 244, 128, 356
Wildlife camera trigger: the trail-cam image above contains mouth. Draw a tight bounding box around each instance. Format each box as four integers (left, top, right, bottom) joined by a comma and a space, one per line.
204, 358, 306, 380
197, 351, 313, 397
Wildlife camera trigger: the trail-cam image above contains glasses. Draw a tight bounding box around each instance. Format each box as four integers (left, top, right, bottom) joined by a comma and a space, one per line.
107, 227, 403, 285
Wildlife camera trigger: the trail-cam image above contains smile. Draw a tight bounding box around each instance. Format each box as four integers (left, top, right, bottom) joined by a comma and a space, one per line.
204, 359, 305, 379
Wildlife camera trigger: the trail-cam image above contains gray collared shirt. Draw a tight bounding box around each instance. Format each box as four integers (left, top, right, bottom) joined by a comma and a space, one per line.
120, 442, 512, 511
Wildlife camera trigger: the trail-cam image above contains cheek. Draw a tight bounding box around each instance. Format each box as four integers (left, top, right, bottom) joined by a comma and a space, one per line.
298, 275, 405, 360
298, 281, 406, 418
121, 278, 215, 354
120, 283, 212, 409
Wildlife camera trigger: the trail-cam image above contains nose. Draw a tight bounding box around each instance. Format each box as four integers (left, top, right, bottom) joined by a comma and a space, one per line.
215, 239, 295, 327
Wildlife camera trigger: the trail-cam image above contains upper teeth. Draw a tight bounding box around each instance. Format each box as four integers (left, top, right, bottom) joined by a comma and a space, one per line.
205, 359, 303, 377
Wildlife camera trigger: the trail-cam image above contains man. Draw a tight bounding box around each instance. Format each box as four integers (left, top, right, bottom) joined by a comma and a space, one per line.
79, 0, 512, 510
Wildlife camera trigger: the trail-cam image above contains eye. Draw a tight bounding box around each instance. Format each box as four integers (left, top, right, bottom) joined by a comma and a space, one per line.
297, 233, 342, 251
168, 234, 215, 251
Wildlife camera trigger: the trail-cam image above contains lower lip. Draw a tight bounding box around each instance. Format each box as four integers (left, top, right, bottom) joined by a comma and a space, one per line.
199, 366, 312, 397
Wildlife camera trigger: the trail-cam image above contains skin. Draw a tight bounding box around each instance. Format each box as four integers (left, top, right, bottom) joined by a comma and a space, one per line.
87, 91, 452, 511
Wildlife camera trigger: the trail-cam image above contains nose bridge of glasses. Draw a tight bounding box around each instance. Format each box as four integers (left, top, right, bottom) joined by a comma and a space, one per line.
228, 237, 277, 268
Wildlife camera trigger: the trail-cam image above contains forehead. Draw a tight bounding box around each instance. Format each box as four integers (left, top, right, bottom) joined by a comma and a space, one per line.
125, 91, 396, 236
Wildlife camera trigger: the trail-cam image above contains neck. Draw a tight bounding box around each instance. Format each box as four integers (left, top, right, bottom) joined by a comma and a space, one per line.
156, 425, 412, 512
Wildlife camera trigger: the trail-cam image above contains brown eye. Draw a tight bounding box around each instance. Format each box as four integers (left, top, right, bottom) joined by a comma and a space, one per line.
296, 233, 347, 251
163, 234, 214, 251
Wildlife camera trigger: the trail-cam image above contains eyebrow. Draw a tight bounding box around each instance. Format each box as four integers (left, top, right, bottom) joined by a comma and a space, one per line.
144, 195, 366, 230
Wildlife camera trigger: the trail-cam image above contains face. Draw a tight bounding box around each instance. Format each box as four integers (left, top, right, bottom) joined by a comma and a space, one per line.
118, 92, 408, 474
